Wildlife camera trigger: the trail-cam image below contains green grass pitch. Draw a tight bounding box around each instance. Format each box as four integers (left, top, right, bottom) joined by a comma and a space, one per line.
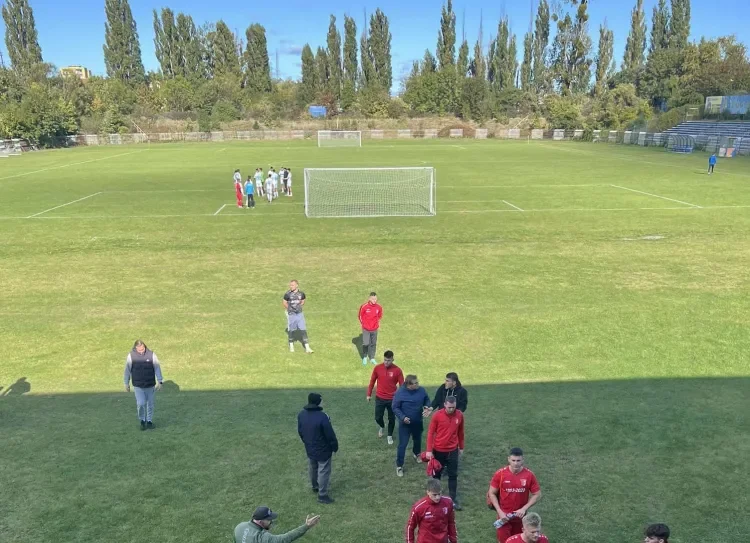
1, 139, 749, 543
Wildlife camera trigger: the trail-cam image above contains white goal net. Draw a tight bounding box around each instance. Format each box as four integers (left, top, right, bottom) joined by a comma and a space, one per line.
317, 130, 362, 148
304, 167, 436, 218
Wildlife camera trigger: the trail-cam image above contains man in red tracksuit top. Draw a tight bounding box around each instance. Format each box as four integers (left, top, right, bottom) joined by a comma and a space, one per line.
406, 478, 458, 543
358, 291, 383, 365
426, 396, 465, 510
367, 350, 404, 445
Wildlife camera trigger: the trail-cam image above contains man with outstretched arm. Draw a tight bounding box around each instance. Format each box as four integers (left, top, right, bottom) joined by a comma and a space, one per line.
233, 506, 320, 543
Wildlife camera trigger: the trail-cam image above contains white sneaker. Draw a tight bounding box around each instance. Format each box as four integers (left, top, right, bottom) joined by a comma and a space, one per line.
305, 345, 314, 354
396, 467, 404, 477
289, 344, 294, 353
387, 436, 394, 445
414, 454, 422, 464
378, 428, 384, 438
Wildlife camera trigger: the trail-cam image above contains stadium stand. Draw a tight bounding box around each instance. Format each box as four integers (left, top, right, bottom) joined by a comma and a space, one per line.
663, 121, 750, 155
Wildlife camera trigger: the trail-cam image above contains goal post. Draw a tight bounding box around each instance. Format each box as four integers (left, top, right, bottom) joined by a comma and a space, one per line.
317, 130, 362, 148
304, 167, 436, 218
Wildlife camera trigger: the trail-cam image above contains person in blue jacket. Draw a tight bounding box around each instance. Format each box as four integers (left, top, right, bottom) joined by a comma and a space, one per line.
708, 153, 717, 174
297, 393, 338, 504
392, 374, 433, 477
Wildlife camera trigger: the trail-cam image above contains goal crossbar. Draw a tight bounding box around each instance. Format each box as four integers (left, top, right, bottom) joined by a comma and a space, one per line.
304, 166, 436, 218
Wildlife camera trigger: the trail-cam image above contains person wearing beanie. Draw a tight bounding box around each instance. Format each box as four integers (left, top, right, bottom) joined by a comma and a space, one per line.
297, 393, 338, 504
233, 506, 320, 543
431, 372, 468, 413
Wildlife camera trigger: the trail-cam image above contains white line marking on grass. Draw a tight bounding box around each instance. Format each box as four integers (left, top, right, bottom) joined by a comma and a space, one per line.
218, 148, 227, 152
0, 150, 148, 181
26, 192, 102, 218
610, 184, 702, 208
451, 145, 468, 150
502, 200, 524, 211
440, 183, 604, 188
214, 204, 227, 216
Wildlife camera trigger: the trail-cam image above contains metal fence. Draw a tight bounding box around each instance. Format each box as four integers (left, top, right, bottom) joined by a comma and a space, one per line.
4, 128, 747, 156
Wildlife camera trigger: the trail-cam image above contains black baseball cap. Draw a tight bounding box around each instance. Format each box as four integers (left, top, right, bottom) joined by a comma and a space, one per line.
252, 507, 278, 521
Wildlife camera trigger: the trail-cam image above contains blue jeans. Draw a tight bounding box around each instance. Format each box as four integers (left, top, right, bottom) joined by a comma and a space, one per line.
396, 420, 423, 467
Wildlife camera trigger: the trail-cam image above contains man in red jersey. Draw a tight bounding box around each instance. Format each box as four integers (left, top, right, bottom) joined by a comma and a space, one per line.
406, 478, 458, 543
487, 447, 542, 543
425, 396, 465, 510
367, 350, 404, 445
504, 513, 548, 543
359, 292, 383, 365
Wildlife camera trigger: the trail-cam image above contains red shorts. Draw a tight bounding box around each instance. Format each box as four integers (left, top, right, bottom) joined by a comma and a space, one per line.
496, 517, 522, 542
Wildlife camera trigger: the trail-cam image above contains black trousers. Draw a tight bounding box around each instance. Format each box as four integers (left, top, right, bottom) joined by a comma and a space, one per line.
708, 164, 715, 173
247, 194, 255, 207
433, 448, 459, 501
374, 397, 395, 435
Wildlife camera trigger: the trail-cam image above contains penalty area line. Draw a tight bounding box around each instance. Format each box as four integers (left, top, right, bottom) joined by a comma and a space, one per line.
214, 204, 227, 216
502, 200, 524, 212
26, 192, 103, 218
610, 184, 702, 208
0, 149, 149, 181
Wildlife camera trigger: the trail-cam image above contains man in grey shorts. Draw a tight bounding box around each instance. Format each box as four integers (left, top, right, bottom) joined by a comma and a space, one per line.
283, 280, 314, 353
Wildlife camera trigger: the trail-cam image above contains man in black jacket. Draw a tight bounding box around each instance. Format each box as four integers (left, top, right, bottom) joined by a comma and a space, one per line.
297, 393, 338, 504
431, 372, 468, 413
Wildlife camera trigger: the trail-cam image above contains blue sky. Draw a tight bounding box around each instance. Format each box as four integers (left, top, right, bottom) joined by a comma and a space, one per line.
1, 0, 748, 91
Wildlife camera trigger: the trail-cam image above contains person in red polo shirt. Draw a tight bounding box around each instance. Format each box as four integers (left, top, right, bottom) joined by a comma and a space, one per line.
487, 447, 542, 543
367, 350, 404, 445
406, 478, 458, 543
426, 396, 465, 510
504, 513, 548, 543
359, 292, 383, 365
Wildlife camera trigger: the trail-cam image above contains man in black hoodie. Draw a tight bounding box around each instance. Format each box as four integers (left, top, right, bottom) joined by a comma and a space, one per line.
431, 372, 468, 413
297, 393, 338, 504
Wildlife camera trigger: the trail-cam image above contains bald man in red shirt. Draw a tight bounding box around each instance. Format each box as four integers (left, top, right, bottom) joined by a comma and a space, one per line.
487, 447, 542, 542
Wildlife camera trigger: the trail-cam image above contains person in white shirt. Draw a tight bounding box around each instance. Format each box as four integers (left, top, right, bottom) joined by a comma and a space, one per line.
254, 168, 264, 197
285, 167, 293, 197
265, 173, 274, 203
271, 168, 279, 200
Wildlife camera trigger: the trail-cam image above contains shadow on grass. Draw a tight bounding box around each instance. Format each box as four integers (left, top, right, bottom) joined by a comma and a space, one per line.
0, 377, 747, 543
0, 377, 31, 396
351, 333, 364, 360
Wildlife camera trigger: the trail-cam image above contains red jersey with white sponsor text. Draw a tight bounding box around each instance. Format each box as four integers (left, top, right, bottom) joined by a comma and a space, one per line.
487, 466, 540, 513
406, 496, 457, 543
359, 302, 383, 331
505, 534, 548, 543
367, 363, 404, 400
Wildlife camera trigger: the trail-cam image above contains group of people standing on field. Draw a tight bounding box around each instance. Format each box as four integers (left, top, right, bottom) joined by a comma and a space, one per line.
233, 166, 293, 208
118, 287, 672, 543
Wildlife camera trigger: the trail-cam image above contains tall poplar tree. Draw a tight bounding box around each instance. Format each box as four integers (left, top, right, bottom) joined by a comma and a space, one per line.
341, 16, 357, 109
594, 23, 614, 95
244, 23, 271, 93
532, 0, 550, 92
103, 0, 145, 83
622, 0, 646, 73
436, 0, 456, 71
2, 0, 43, 72
669, 0, 691, 50
326, 15, 343, 101
649, 0, 670, 57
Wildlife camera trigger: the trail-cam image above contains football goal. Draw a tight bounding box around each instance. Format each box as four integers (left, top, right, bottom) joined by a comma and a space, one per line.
304, 167, 436, 218
317, 130, 362, 148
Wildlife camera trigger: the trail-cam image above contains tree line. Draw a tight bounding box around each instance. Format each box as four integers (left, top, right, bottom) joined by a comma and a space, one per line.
1, 0, 749, 145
